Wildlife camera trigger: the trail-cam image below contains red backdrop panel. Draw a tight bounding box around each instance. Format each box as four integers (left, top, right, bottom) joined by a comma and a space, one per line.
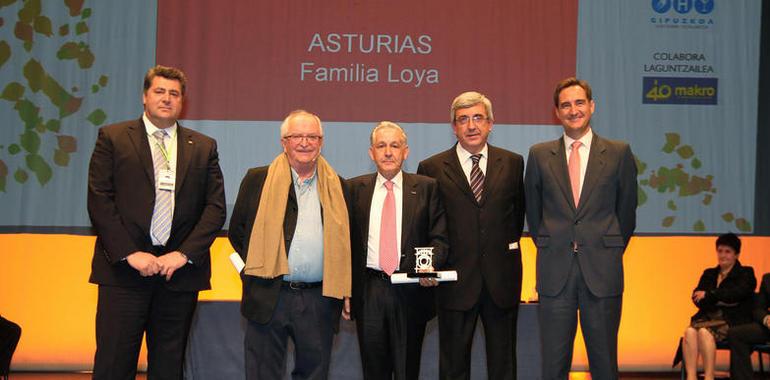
156, 1, 576, 124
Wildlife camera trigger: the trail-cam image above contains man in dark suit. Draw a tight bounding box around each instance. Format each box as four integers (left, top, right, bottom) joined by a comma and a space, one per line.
417, 92, 525, 380
728, 272, 770, 380
525, 77, 637, 380
345, 121, 449, 380
228, 110, 351, 380
87, 65, 226, 379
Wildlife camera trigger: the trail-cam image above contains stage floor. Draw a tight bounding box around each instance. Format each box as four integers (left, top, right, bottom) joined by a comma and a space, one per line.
7, 372, 705, 379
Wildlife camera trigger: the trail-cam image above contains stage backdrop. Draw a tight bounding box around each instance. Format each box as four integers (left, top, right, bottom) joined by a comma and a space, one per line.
0, 0, 766, 372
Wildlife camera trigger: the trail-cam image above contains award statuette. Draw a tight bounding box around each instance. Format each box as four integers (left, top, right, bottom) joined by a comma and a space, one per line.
390, 247, 457, 284
407, 247, 438, 278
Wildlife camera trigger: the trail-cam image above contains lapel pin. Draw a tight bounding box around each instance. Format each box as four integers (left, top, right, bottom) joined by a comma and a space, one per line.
187, 140, 193, 144
411, 190, 417, 195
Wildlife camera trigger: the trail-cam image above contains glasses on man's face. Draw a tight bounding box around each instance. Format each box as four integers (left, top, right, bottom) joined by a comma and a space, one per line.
283, 134, 323, 143
454, 114, 489, 126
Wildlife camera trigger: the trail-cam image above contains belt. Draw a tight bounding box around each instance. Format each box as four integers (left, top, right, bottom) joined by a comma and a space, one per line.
366, 268, 391, 281
281, 281, 322, 290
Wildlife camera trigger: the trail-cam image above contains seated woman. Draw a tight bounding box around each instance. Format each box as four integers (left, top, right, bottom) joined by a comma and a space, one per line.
683, 233, 756, 380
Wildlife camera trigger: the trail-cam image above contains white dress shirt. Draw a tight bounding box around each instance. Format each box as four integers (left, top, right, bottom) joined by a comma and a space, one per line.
456, 143, 489, 184
563, 128, 593, 196
366, 171, 404, 271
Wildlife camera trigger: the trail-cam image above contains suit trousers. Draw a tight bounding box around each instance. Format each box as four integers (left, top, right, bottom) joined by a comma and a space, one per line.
728, 322, 770, 380
539, 257, 622, 380
93, 281, 198, 380
438, 284, 518, 380
356, 270, 428, 380
244, 285, 337, 380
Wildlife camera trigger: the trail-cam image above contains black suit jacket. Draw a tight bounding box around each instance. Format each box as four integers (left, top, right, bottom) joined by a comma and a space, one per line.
417, 144, 525, 310
87, 118, 226, 292
525, 133, 638, 298
691, 260, 756, 327
347, 172, 449, 323
228, 165, 346, 324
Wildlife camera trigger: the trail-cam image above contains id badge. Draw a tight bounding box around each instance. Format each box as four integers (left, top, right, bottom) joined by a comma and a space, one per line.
158, 169, 176, 192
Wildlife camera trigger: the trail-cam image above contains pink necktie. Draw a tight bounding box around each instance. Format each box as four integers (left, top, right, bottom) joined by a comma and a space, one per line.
568, 140, 582, 207
379, 180, 398, 275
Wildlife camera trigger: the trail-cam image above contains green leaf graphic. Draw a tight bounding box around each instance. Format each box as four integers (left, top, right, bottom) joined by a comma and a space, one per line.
33, 15, 52, 36
87, 109, 106, 126
721, 213, 734, 222
1, 82, 25, 101
662, 132, 680, 153
693, 220, 705, 232
662, 216, 675, 227
20, 129, 40, 154
14, 168, 28, 183
26, 153, 52, 185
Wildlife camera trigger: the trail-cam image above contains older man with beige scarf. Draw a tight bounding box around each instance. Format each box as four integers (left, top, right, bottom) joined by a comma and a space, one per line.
228, 110, 351, 380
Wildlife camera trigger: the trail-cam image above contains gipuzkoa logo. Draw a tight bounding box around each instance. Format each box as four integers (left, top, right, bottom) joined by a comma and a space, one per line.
651, 0, 715, 28
643, 77, 718, 105
652, 0, 714, 15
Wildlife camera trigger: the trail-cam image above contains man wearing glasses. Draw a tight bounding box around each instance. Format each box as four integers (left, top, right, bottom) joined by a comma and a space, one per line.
417, 92, 525, 380
228, 110, 351, 380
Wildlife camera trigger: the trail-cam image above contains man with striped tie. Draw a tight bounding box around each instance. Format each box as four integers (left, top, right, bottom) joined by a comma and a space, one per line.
87, 65, 226, 380
417, 92, 526, 380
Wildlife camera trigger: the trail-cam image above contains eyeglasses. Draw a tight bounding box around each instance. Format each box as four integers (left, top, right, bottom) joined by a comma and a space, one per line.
454, 114, 489, 126
283, 135, 323, 143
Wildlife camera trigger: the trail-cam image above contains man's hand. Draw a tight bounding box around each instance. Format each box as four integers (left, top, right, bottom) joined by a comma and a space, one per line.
416, 266, 438, 287
126, 251, 160, 277
418, 278, 438, 287
342, 297, 351, 321
157, 251, 188, 281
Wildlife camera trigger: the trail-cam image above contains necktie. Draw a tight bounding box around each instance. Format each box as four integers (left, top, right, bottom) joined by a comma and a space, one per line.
568, 140, 582, 207
470, 154, 484, 203
151, 130, 172, 246
379, 180, 398, 275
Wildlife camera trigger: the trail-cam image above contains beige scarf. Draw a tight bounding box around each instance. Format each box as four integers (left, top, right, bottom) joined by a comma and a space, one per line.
244, 153, 351, 299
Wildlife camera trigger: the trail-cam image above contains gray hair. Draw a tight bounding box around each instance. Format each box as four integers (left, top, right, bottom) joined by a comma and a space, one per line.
370, 121, 408, 146
280, 109, 324, 137
450, 91, 493, 123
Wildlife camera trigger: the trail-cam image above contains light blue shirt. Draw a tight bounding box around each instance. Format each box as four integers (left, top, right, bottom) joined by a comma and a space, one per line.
283, 168, 324, 282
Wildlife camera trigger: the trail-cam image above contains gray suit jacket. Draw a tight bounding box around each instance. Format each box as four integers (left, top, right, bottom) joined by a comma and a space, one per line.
525, 132, 637, 298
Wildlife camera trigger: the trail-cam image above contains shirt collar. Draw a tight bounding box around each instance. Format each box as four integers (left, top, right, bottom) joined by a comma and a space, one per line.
143, 112, 177, 138
564, 128, 593, 151
455, 143, 489, 163
376, 170, 403, 190
291, 167, 317, 187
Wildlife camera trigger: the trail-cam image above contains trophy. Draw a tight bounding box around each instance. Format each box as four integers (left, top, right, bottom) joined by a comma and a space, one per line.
407, 247, 438, 278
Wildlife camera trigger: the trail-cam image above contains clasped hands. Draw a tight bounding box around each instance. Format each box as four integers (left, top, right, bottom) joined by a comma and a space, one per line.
126, 251, 188, 280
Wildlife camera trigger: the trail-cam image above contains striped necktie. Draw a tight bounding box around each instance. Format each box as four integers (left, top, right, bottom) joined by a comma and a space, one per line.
470, 154, 484, 203
150, 130, 172, 246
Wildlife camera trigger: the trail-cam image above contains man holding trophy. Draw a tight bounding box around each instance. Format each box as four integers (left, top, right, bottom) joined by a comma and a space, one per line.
344, 121, 450, 380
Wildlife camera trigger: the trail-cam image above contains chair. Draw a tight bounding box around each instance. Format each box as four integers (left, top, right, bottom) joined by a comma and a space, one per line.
755, 343, 770, 380
676, 337, 770, 380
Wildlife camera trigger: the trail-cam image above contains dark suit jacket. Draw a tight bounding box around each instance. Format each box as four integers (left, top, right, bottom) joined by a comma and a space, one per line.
691, 261, 756, 327
754, 273, 770, 325
417, 144, 525, 311
87, 118, 226, 292
228, 165, 346, 324
347, 172, 449, 323
525, 133, 637, 298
